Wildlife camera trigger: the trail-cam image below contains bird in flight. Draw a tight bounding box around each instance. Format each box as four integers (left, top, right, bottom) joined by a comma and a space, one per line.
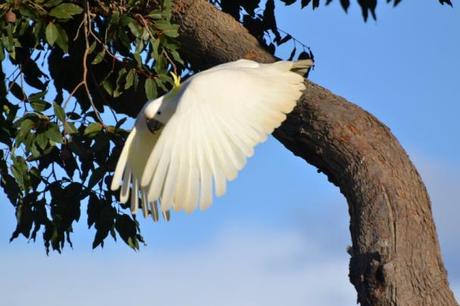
111, 59, 312, 221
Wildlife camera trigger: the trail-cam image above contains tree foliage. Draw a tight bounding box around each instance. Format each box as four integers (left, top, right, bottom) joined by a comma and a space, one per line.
0, 0, 452, 252
0, 0, 183, 253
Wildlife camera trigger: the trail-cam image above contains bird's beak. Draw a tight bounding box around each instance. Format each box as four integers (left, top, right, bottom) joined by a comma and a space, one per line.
146, 118, 163, 133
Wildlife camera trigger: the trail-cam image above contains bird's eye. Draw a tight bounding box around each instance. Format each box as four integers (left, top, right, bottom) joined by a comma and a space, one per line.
157, 111, 162, 115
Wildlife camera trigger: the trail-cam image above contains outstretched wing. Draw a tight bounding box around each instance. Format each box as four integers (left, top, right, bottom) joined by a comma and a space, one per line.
141, 61, 306, 213
111, 125, 170, 221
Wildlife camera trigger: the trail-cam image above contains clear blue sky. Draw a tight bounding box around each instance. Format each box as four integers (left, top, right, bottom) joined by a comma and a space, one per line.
0, 2, 459, 305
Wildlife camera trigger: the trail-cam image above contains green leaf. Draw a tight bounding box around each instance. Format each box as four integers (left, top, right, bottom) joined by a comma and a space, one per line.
67, 112, 81, 120
0, 44, 4, 61
11, 156, 28, 189
53, 102, 65, 122
133, 52, 142, 67
44, 0, 64, 8
169, 49, 184, 65
48, 3, 83, 19
16, 119, 34, 145
18, 6, 37, 19
0, 156, 21, 204
115, 214, 140, 250
120, 15, 135, 27
88, 41, 97, 54
46, 124, 63, 144
144, 78, 157, 100
135, 39, 144, 54
84, 123, 102, 137
124, 69, 136, 90
19, 119, 34, 132
9, 82, 26, 101
45, 22, 59, 46
117, 30, 131, 49
30, 100, 51, 112
30, 143, 41, 158
64, 122, 78, 134
154, 21, 179, 38
22, 131, 35, 151
127, 237, 139, 250
54, 24, 69, 52
92, 49, 105, 65
128, 20, 142, 38
102, 79, 113, 96
29, 91, 47, 101
148, 10, 163, 19
151, 38, 160, 60
88, 167, 105, 189
35, 133, 49, 150
115, 117, 128, 129
113, 68, 127, 98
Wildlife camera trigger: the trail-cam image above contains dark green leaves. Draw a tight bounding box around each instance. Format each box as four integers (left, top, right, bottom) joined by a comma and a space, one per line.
153, 20, 179, 38
10, 197, 35, 242
124, 69, 136, 90
337, 0, 351, 11
45, 22, 59, 46
0, 153, 21, 204
9, 82, 26, 101
53, 102, 65, 122
11, 156, 29, 190
357, 0, 377, 21
84, 122, 103, 137
301, 0, 320, 9
88, 193, 116, 249
44, 0, 65, 8
115, 214, 144, 250
439, 0, 452, 6
54, 23, 69, 52
91, 49, 105, 65
144, 78, 157, 100
48, 4, 84, 20
46, 123, 64, 144
30, 99, 51, 112
262, 0, 449, 21
87, 193, 144, 250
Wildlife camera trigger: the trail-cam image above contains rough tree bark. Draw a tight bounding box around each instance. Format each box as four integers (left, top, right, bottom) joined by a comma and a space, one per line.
169, 1, 458, 305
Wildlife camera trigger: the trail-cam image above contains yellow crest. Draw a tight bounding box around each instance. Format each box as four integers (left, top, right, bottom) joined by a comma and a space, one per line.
170, 72, 181, 88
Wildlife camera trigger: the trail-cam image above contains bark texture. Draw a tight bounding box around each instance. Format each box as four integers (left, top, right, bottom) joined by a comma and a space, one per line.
170, 1, 458, 305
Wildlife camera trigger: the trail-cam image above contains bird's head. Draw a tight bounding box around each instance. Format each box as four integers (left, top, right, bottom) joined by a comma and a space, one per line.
141, 74, 182, 133
141, 97, 166, 133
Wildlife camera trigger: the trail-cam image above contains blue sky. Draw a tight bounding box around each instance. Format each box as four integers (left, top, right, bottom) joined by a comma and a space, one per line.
1, 1, 459, 305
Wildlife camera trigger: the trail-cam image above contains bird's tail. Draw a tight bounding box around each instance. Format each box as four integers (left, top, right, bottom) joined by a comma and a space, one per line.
290, 59, 314, 77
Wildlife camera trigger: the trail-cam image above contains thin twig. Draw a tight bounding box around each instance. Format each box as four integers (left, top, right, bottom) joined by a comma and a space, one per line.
73, 18, 86, 42
62, 80, 84, 109
5, 66, 20, 81
162, 50, 177, 76
88, 27, 120, 62
82, 5, 104, 124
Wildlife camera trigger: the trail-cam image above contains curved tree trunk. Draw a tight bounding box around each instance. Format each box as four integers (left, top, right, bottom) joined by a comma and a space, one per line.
170, 1, 458, 305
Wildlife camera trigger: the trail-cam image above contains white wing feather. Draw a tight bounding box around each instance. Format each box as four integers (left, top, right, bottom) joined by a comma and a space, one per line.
141, 61, 305, 213
111, 124, 164, 220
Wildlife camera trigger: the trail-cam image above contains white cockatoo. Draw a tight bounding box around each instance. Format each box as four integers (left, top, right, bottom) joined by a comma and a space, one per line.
111, 59, 312, 221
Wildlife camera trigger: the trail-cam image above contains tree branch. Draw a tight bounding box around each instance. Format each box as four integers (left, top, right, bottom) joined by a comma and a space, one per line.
169, 1, 458, 305
47, 0, 457, 303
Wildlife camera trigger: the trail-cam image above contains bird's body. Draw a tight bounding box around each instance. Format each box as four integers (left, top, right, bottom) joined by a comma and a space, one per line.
111, 59, 312, 221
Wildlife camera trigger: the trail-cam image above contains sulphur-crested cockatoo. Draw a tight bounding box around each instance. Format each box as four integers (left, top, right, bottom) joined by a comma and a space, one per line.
111, 59, 312, 221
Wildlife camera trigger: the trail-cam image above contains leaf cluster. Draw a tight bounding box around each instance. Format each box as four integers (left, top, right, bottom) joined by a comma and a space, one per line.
215, 0, 452, 23
0, 0, 182, 252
